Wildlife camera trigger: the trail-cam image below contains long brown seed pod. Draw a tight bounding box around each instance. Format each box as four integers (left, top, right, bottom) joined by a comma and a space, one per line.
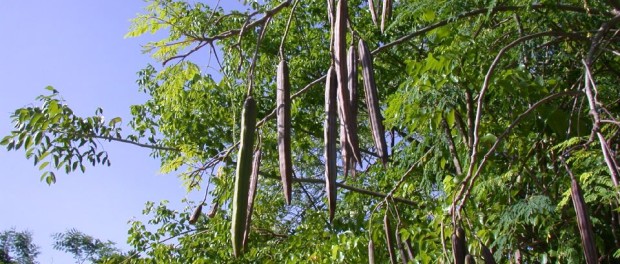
405, 238, 415, 261
564, 160, 598, 264
325, 67, 338, 223
394, 225, 408, 264
465, 254, 475, 264
347, 44, 361, 170
358, 39, 388, 166
243, 148, 261, 250
188, 204, 202, 225
380, 0, 392, 33
207, 201, 219, 218
384, 213, 397, 264
452, 227, 467, 264
368, 0, 378, 26
340, 121, 350, 179
368, 238, 375, 264
334, 0, 362, 165
480, 243, 496, 264
231, 97, 257, 257
277, 59, 293, 205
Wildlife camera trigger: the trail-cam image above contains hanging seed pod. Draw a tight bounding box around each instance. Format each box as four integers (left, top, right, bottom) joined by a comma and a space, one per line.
368, 238, 375, 264
334, 0, 362, 165
231, 97, 257, 257
277, 59, 293, 205
394, 226, 408, 264
452, 227, 467, 264
188, 204, 203, 225
243, 148, 261, 250
380, 0, 392, 33
384, 213, 397, 264
324, 67, 338, 223
207, 201, 219, 218
358, 39, 388, 166
465, 254, 475, 264
368, 0, 378, 26
347, 44, 361, 167
480, 243, 496, 264
340, 121, 351, 180
405, 238, 415, 261
570, 170, 598, 264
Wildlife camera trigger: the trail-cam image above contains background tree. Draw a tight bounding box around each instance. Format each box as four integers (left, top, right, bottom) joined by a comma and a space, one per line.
0, 229, 39, 264
52, 229, 122, 264
3, 0, 620, 263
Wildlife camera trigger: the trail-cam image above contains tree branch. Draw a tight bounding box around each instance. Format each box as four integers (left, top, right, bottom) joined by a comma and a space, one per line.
90, 134, 178, 152
581, 61, 620, 190
454, 90, 584, 217
261, 172, 418, 207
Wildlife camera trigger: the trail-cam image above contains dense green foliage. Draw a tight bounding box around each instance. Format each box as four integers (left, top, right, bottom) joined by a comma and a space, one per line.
0, 229, 39, 264
52, 229, 122, 263
3, 0, 620, 263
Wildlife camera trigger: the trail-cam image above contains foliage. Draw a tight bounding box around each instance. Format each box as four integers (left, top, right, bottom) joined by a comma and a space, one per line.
4, 0, 620, 263
0, 228, 39, 264
52, 229, 122, 264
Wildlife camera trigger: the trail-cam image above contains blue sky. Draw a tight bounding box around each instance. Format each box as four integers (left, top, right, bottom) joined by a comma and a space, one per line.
0, 1, 243, 262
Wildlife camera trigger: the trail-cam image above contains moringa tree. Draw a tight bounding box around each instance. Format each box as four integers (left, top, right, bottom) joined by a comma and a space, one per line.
3, 0, 620, 263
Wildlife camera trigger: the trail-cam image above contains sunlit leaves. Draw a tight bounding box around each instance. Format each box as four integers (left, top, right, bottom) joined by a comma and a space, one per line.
1, 89, 123, 184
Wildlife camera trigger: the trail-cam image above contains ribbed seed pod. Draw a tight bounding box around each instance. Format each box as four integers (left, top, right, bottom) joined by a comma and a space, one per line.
358, 39, 388, 166
405, 238, 415, 261
570, 170, 598, 264
334, 0, 362, 165
394, 226, 408, 264
231, 97, 257, 257
277, 59, 293, 205
381, 0, 392, 33
465, 254, 475, 264
340, 121, 350, 180
188, 204, 202, 225
324, 67, 338, 223
480, 243, 496, 264
207, 201, 218, 218
368, 0, 378, 26
452, 227, 467, 264
242, 148, 261, 250
368, 239, 375, 264
347, 44, 361, 171
384, 213, 397, 264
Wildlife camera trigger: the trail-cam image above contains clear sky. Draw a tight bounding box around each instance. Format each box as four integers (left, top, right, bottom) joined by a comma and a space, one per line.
0, 1, 245, 263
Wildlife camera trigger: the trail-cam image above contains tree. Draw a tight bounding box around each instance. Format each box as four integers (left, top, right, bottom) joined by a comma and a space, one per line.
3, 0, 620, 263
52, 229, 122, 264
0, 229, 39, 264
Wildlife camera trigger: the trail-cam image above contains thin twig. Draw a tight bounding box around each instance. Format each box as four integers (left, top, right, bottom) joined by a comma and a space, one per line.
261, 172, 418, 207
279, 0, 299, 58
582, 61, 620, 189
90, 134, 177, 151
246, 18, 272, 97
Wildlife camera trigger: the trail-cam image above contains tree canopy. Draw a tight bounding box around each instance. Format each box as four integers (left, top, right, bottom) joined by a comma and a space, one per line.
3, 0, 620, 263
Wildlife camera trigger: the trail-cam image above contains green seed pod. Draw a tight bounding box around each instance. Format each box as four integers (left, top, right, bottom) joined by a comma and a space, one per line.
231, 97, 257, 257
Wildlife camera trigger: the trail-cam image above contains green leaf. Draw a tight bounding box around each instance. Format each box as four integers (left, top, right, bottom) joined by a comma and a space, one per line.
38, 161, 50, 171
46, 172, 56, 185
